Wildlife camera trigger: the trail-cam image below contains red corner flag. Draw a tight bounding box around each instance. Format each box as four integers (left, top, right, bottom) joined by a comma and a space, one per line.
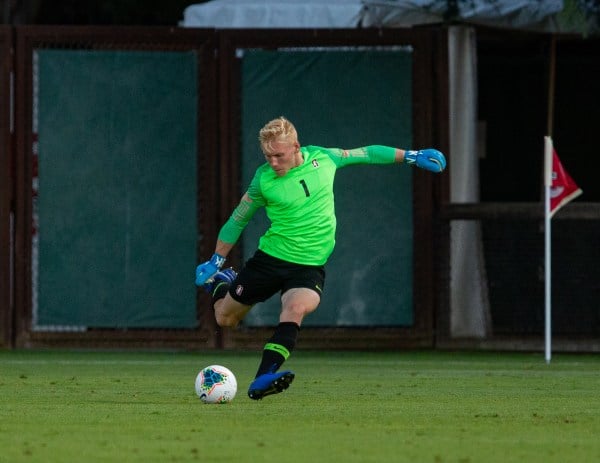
550, 149, 582, 217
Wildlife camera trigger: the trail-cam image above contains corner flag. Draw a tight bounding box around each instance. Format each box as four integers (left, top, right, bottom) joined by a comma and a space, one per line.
549, 149, 582, 217
543, 137, 582, 364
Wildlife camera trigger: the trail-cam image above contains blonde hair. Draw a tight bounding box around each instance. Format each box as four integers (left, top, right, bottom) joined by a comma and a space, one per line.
259, 116, 298, 152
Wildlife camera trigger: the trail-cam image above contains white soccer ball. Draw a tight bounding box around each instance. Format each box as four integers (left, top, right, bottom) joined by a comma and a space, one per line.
194, 365, 237, 404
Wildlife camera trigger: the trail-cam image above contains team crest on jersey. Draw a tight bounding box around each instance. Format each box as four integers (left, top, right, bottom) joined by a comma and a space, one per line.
312, 159, 319, 168
235, 285, 244, 296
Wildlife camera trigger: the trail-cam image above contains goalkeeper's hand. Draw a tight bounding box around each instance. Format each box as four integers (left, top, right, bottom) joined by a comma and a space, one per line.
404, 149, 446, 173
195, 253, 226, 286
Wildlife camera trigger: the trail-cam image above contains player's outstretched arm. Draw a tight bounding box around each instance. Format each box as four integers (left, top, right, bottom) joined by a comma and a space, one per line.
403, 149, 446, 173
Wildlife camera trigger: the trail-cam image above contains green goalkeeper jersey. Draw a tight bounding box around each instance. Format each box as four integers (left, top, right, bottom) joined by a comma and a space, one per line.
220, 144, 397, 266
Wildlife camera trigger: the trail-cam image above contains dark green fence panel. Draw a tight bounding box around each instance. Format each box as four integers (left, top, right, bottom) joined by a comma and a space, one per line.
240, 48, 413, 327
34, 50, 198, 328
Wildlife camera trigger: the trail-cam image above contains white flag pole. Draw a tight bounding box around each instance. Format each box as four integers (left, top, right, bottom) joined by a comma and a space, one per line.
543, 136, 553, 364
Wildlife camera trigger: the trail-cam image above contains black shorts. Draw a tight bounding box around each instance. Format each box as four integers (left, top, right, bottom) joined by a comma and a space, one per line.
228, 249, 325, 306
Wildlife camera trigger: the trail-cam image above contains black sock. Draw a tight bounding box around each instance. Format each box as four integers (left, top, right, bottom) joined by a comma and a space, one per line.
255, 322, 300, 377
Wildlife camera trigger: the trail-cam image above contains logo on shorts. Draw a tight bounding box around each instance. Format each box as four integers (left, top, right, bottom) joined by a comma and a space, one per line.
235, 285, 244, 296
315, 284, 323, 294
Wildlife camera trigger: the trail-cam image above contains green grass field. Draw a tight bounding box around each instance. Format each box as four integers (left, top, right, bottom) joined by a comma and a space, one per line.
0, 350, 599, 463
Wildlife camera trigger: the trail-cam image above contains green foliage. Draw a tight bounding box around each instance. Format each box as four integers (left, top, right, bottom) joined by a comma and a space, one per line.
0, 350, 599, 462
558, 0, 600, 35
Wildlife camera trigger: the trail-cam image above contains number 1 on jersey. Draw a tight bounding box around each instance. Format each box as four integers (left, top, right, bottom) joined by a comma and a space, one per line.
299, 179, 310, 197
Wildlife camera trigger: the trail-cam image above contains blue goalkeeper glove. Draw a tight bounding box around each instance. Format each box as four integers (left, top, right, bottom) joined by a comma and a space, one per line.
195, 253, 226, 287
404, 149, 446, 173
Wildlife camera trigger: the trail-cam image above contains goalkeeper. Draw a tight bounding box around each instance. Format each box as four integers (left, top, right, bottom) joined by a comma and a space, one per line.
195, 116, 446, 400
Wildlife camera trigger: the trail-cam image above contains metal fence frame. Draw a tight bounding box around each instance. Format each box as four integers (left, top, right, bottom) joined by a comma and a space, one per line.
12, 26, 219, 348
215, 27, 449, 350
0, 26, 13, 348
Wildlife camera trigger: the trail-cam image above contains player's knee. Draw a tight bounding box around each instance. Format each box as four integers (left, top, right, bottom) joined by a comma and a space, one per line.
214, 307, 243, 328
284, 301, 317, 320
214, 311, 238, 328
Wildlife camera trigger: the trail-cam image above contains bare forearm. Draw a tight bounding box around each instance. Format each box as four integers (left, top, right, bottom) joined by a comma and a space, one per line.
395, 148, 406, 163
214, 239, 235, 258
